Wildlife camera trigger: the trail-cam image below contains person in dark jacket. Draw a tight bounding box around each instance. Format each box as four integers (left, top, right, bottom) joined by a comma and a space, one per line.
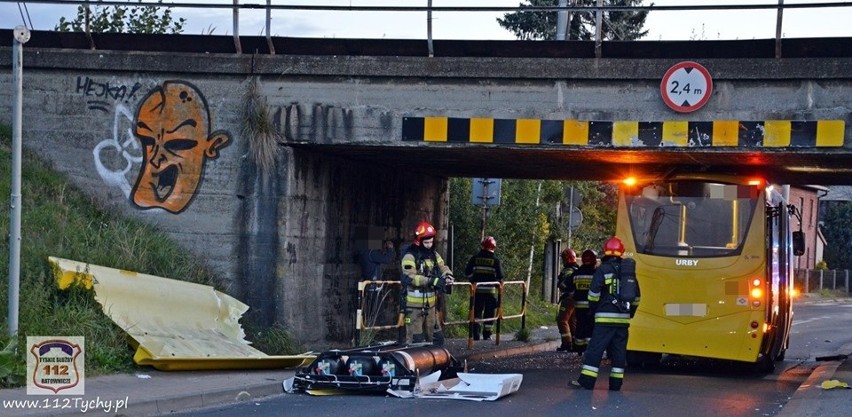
569, 249, 598, 353
358, 239, 396, 282
573, 236, 641, 391
555, 248, 579, 351
464, 236, 504, 341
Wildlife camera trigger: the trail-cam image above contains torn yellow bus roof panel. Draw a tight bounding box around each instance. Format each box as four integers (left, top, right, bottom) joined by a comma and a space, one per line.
49, 256, 314, 371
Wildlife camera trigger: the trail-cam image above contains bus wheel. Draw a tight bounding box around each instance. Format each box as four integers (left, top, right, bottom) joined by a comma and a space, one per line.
754, 355, 776, 373
775, 349, 786, 362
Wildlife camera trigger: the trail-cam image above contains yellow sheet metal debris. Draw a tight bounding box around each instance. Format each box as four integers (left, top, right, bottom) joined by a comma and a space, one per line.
820, 379, 850, 390
50, 256, 314, 371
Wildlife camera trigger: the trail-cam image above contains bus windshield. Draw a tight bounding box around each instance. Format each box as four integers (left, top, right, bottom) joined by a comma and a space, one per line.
624, 181, 759, 257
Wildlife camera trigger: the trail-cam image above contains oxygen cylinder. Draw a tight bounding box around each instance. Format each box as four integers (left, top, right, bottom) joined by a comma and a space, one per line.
390, 345, 452, 376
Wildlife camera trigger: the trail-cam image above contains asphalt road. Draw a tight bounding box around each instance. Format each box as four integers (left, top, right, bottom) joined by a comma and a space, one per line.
171, 300, 852, 417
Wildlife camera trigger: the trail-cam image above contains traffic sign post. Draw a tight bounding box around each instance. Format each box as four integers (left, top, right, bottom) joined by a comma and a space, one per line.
660, 61, 713, 113
472, 178, 502, 240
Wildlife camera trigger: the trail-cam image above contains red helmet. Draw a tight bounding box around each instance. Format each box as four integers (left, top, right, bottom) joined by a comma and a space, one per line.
581, 249, 597, 265
413, 221, 437, 245
560, 248, 577, 265
603, 236, 625, 257
481, 236, 497, 251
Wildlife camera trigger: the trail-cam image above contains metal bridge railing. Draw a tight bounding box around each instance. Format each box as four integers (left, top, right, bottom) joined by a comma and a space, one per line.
12, 1, 852, 58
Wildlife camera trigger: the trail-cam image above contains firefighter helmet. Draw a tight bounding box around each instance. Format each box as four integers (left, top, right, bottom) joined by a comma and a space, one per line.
581, 249, 597, 266
560, 248, 577, 265
481, 236, 497, 252
603, 236, 625, 257
413, 221, 437, 245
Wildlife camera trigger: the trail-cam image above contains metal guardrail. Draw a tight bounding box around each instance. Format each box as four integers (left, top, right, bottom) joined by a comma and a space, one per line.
442, 280, 528, 349
354, 279, 405, 346
354, 279, 528, 348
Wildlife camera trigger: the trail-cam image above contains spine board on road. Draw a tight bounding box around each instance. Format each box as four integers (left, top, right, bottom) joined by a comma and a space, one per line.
284, 343, 462, 393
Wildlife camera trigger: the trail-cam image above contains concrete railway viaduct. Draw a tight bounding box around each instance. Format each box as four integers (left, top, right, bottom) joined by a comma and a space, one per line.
2, 30, 851, 346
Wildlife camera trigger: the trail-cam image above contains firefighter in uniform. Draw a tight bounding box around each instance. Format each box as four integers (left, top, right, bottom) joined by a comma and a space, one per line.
464, 236, 504, 341
555, 248, 579, 351
401, 221, 454, 345
574, 236, 640, 391
570, 249, 598, 353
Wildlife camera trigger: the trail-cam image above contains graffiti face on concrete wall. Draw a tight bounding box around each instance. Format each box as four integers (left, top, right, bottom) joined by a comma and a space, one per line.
130, 81, 232, 214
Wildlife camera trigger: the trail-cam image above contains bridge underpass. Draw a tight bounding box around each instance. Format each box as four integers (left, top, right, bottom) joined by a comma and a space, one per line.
2, 31, 852, 346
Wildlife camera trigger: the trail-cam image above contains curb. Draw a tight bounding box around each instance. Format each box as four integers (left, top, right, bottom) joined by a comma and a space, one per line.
775, 359, 843, 417
464, 340, 561, 362
147, 382, 285, 416
776, 342, 852, 417
32, 382, 286, 417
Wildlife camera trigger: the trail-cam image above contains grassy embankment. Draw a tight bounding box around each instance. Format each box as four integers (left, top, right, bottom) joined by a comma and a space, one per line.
0, 123, 294, 387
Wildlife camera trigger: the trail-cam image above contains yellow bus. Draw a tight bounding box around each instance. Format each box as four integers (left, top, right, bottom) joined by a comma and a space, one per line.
618, 174, 803, 372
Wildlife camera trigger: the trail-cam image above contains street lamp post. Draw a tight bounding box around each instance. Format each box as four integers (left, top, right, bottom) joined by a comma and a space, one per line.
8, 26, 30, 338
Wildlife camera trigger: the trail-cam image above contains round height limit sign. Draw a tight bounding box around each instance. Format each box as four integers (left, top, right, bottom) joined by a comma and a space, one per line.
660, 61, 713, 113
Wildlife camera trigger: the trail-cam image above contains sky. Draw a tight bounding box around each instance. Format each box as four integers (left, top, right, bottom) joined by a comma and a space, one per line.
2, 0, 852, 41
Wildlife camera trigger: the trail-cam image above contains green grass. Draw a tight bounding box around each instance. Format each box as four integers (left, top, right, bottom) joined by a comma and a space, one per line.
817, 287, 852, 299
0, 123, 245, 387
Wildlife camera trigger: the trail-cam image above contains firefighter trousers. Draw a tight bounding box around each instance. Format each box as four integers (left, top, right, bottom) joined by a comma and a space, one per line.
572, 306, 594, 352
405, 305, 441, 344
555, 294, 575, 349
577, 325, 628, 391
472, 292, 498, 340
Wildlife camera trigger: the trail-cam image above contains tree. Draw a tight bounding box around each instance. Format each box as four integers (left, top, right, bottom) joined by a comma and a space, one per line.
821, 202, 852, 270
55, 0, 185, 34
497, 0, 649, 41
449, 178, 617, 284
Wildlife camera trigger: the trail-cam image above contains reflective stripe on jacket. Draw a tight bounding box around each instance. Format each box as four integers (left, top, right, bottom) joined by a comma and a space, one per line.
570, 264, 596, 308
401, 248, 450, 308
464, 250, 504, 295
588, 258, 632, 327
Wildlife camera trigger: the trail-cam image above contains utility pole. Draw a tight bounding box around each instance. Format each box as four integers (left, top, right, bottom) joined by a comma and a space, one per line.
480, 179, 490, 240
567, 186, 575, 248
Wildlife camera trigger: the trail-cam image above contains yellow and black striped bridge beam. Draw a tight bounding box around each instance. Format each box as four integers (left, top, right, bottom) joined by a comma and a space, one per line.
401, 117, 845, 148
